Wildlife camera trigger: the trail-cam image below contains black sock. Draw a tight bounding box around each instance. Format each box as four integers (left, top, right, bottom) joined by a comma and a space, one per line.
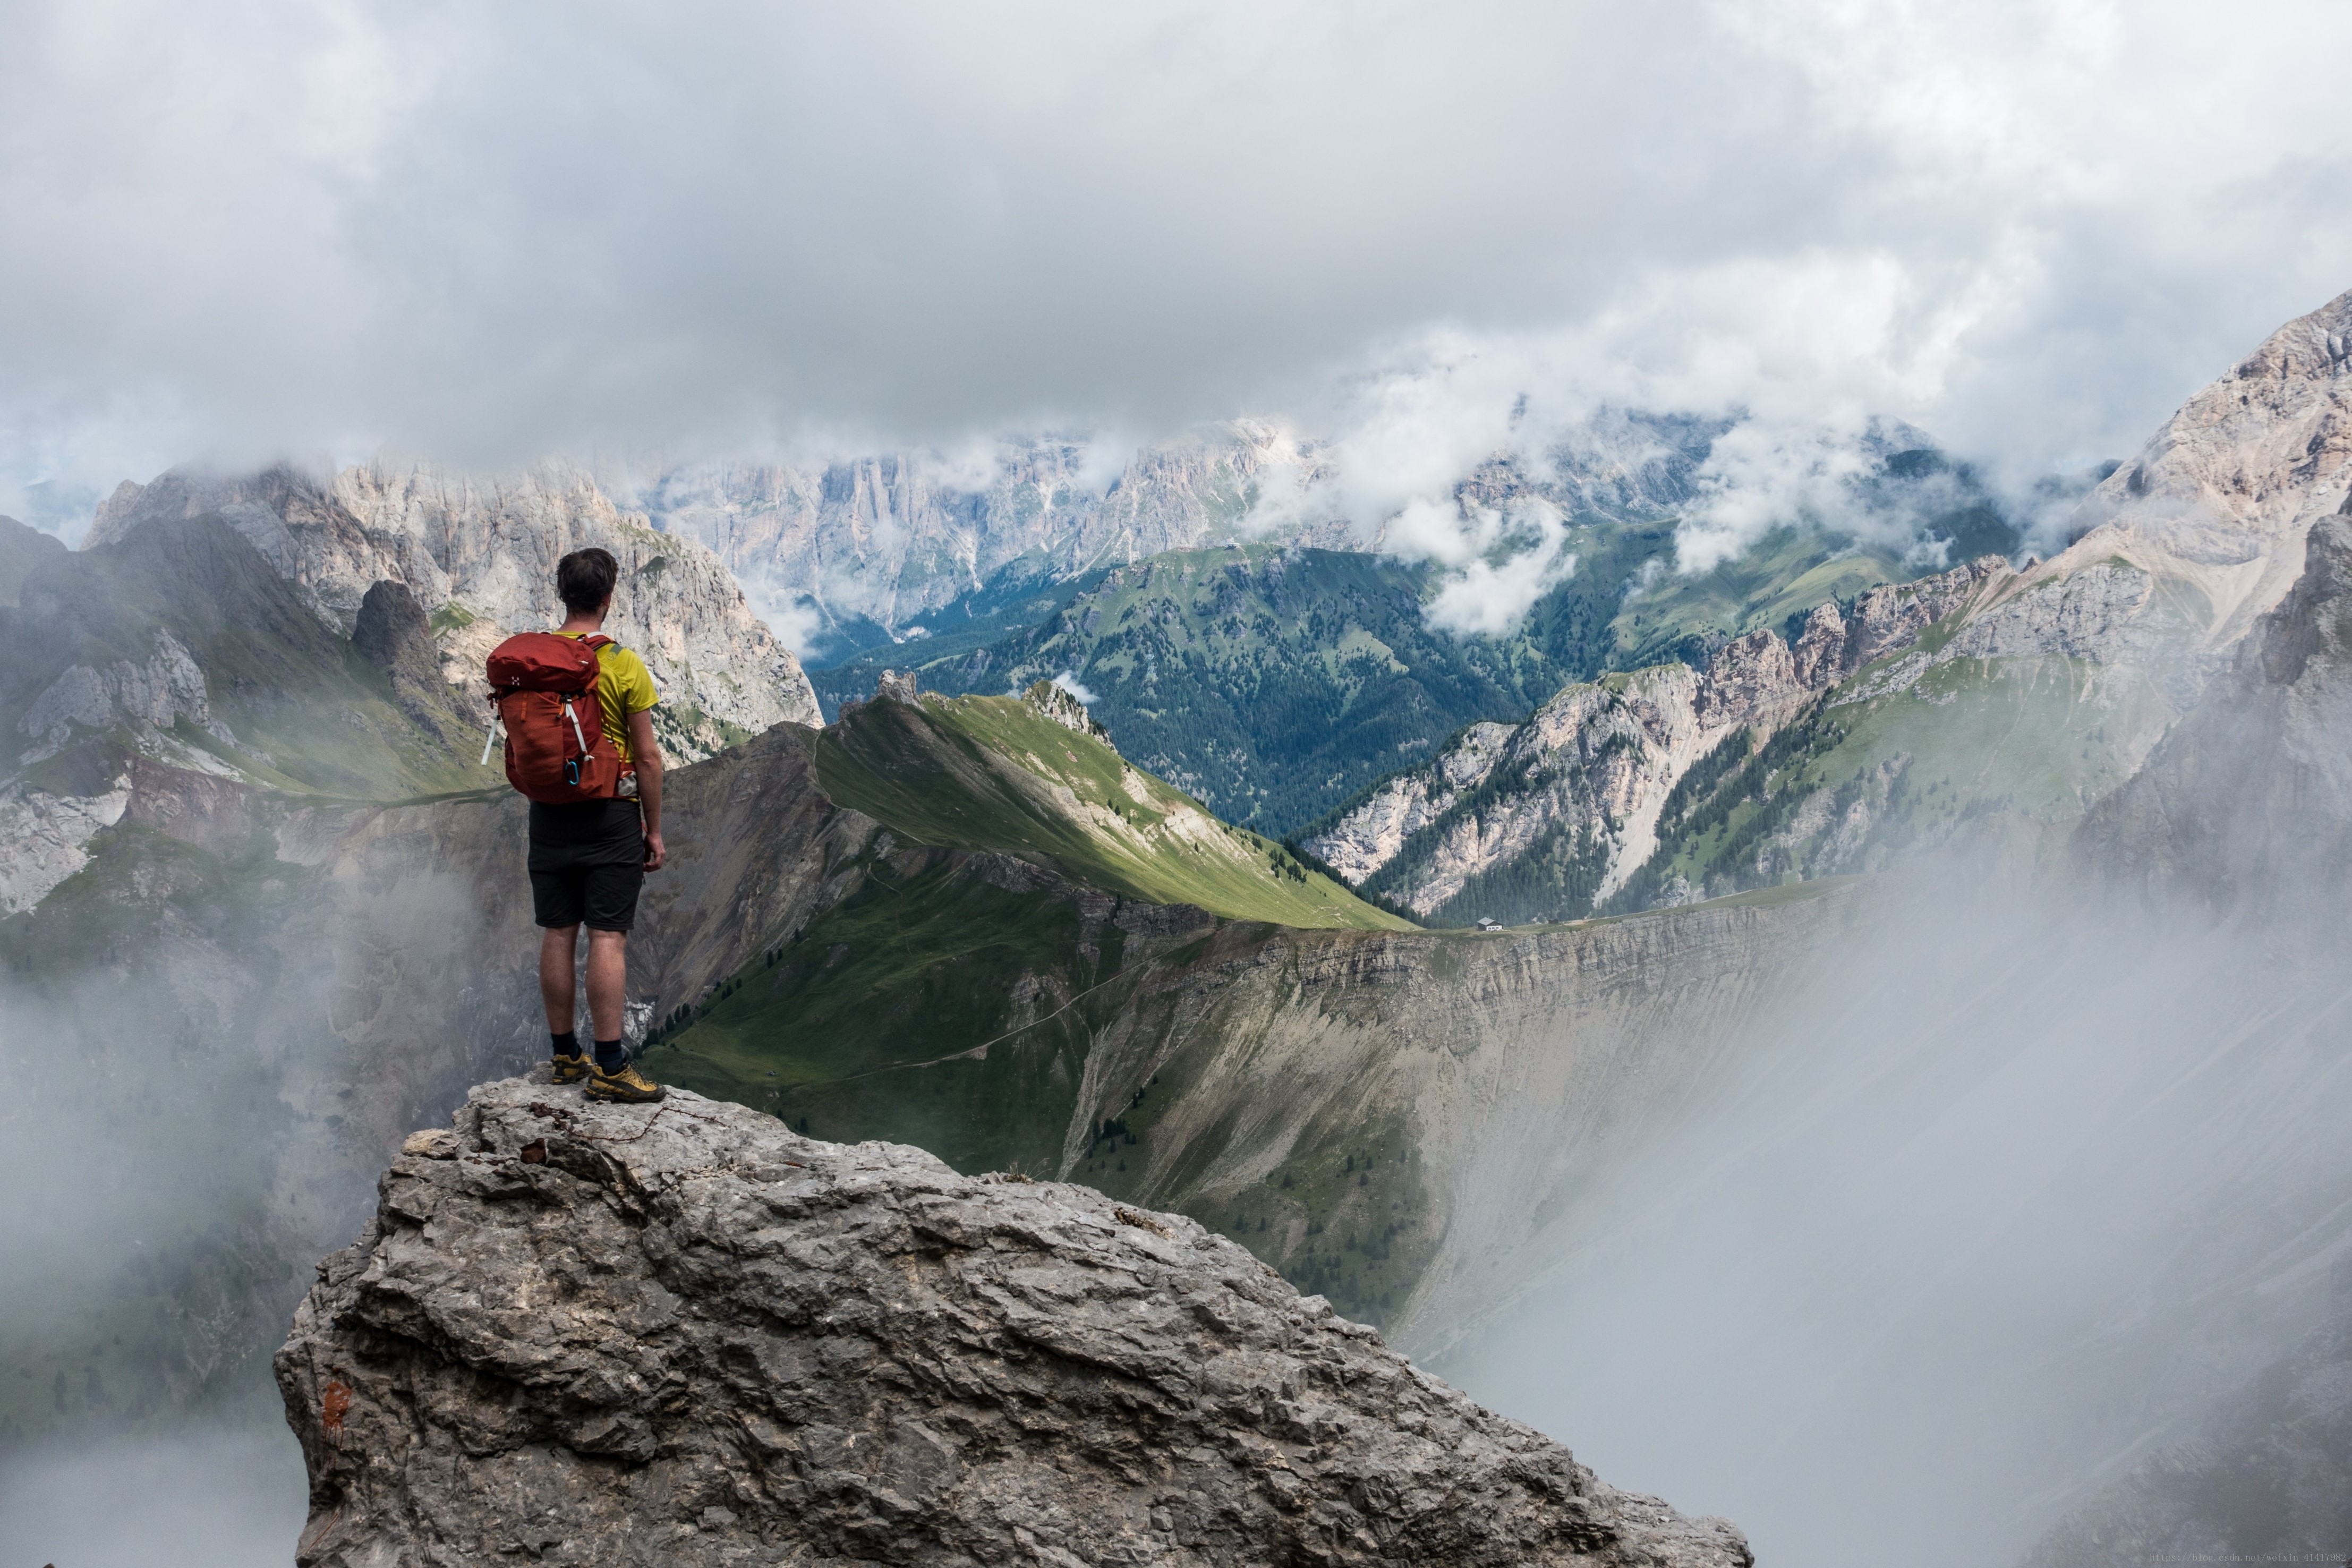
551, 1029, 580, 1058
593, 1037, 627, 1071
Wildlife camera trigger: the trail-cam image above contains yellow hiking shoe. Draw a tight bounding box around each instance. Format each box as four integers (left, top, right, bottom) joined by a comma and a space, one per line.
586, 1060, 667, 1103
551, 1052, 591, 1085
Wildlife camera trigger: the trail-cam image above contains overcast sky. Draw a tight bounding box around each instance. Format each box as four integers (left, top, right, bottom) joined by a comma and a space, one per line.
4, 0, 2349, 536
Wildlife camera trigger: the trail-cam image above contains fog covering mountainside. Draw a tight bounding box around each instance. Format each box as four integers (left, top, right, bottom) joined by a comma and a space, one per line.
0, 621, 1833, 1542
1439, 509, 2352, 1567
0, 473, 837, 1477
0, 514, 487, 915
2019, 509, 2352, 1564
1303, 287, 2352, 925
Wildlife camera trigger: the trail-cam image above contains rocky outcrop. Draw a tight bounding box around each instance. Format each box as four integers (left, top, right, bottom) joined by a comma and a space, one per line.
1023, 676, 1110, 740
352, 579, 476, 740
278, 1078, 1751, 1568
1301, 722, 1516, 887
0, 772, 130, 913
351, 580, 440, 694
90, 462, 821, 761
1303, 556, 2010, 919
15, 626, 221, 756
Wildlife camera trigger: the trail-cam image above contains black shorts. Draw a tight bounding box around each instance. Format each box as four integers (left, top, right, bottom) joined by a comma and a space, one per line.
528, 800, 646, 933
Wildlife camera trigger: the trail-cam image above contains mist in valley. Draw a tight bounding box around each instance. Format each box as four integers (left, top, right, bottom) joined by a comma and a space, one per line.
0, 840, 542, 1565
0, 1424, 305, 1567
1439, 860, 2352, 1566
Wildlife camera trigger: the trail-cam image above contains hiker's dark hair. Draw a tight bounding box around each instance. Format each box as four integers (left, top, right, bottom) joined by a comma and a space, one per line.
556, 548, 619, 615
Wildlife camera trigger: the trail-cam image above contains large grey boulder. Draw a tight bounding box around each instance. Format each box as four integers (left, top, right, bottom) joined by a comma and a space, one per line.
277, 1078, 1750, 1567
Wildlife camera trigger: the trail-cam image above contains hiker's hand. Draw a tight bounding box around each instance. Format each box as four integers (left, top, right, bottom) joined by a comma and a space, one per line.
643, 830, 666, 872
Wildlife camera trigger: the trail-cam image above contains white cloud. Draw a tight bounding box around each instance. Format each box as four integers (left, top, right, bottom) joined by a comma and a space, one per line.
1052, 671, 1099, 707
2, 0, 2349, 550
924, 436, 1006, 496
1425, 537, 1578, 637
1069, 433, 1137, 496
738, 576, 828, 654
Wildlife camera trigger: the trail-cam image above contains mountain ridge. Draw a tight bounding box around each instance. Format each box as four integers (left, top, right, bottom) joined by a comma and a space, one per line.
1300, 554, 2013, 923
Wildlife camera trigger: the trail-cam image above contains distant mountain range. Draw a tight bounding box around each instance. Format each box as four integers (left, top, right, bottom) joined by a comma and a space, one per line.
636, 408, 2025, 664
798, 432, 2026, 834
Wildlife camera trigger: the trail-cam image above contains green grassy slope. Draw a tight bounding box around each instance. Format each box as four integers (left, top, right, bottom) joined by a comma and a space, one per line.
652, 685, 1422, 1322
656, 850, 1130, 1173
815, 689, 1412, 930
1610, 529, 1911, 667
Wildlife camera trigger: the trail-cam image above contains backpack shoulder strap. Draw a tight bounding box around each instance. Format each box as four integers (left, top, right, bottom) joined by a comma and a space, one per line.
580, 634, 619, 654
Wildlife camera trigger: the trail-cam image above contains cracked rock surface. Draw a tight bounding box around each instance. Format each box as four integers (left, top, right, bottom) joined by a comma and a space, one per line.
277, 1077, 1750, 1567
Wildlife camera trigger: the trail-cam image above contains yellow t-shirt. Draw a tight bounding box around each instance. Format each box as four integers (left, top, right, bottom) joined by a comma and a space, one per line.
558, 634, 659, 762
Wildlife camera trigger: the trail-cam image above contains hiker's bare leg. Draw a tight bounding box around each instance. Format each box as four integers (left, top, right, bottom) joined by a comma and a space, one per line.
540, 924, 580, 1033
585, 928, 628, 1043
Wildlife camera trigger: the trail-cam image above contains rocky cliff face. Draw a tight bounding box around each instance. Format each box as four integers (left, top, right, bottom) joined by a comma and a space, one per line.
90, 461, 821, 760
1023, 675, 1111, 740
2072, 287, 2352, 642
277, 1078, 1751, 1568
1302, 556, 2011, 921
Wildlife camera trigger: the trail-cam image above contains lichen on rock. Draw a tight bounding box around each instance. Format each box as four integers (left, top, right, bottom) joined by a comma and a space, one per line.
277, 1078, 1750, 1567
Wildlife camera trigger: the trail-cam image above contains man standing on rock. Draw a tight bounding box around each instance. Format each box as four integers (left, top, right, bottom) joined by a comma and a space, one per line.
524, 547, 668, 1103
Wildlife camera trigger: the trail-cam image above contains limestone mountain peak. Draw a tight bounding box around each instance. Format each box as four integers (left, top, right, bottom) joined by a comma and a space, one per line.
2031, 285, 2352, 653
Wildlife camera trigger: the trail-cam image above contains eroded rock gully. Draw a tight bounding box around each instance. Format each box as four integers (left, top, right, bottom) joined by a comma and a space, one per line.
278, 1078, 1750, 1567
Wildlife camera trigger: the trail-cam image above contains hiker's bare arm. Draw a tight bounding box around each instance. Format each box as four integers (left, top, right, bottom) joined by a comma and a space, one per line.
628, 709, 665, 871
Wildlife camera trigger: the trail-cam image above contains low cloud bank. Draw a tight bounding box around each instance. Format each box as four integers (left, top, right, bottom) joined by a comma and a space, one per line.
1438, 858, 2352, 1567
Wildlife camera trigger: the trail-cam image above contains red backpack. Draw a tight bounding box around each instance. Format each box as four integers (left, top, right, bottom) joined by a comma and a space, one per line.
482, 632, 629, 802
